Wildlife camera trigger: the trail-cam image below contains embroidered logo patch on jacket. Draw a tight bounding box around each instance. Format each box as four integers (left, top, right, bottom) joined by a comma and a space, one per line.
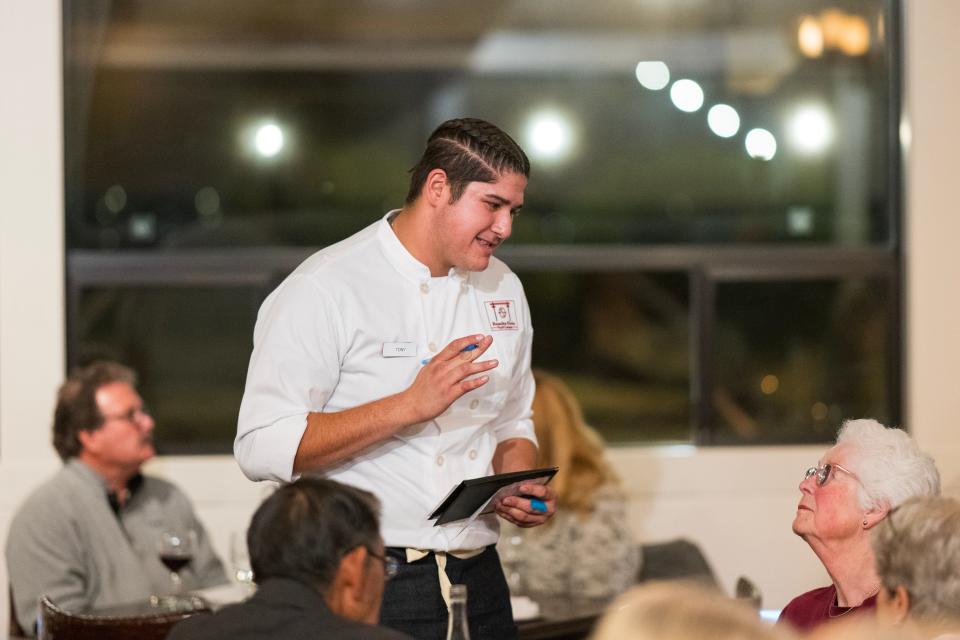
484, 299, 518, 331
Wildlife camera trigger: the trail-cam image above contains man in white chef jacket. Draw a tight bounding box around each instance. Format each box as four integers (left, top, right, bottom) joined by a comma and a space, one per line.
236, 117, 555, 639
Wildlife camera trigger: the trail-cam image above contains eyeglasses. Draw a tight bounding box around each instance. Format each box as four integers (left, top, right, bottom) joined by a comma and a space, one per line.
365, 548, 399, 580
803, 462, 860, 488
101, 406, 151, 426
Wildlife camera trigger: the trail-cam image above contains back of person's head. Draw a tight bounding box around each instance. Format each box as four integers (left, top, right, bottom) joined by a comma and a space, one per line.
247, 476, 381, 594
532, 369, 617, 515
52, 360, 137, 461
405, 117, 530, 204
872, 495, 960, 624
835, 419, 940, 510
806, 617, 923, 640
590, 582, 792, 640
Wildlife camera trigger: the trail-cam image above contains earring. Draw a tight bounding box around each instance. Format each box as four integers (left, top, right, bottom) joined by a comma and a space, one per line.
863, 520, 868, 526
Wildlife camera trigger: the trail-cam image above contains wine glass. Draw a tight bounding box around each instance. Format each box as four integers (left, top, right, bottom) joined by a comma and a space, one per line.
500, 534, 526, 596
230, 531, 255, 595
157, 528, 197, 597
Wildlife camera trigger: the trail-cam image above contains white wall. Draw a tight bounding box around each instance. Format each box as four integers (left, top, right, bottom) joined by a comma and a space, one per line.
2, 1, 959, 635
904, 1, 960, 485
1, 1, 66, 635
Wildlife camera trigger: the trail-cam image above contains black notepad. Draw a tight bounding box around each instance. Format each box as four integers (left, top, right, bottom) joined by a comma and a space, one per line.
428, 466, 558, 526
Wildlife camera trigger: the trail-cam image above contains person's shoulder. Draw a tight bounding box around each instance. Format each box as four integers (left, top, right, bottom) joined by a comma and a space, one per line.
10, 464, 78, 521
593, 482, 627, 503
335, 623, 414, 640
292, 218, 382, 278
165, 610, 223, 640
778, 584, 835, 626
165, 600, 258, 640
471, 257, 526, 293
785, 584, 835, 606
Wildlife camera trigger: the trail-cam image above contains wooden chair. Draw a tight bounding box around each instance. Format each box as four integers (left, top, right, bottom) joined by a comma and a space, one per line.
38, 595, 210, 640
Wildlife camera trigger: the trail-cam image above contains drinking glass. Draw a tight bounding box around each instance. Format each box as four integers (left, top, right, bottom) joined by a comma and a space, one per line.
500, 534, 526, 596
230, 531, 255, 595
157, 528, 197, 596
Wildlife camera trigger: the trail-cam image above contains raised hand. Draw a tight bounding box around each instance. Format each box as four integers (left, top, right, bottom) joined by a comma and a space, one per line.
401, 334, 497, 424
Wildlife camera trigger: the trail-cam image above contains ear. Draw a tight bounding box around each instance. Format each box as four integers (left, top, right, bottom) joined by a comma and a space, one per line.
862, 502, 890, 530
423, 168, 450, 207
77, 429, 98, 454
888, 585, 910, 625
325, 546, 367, 621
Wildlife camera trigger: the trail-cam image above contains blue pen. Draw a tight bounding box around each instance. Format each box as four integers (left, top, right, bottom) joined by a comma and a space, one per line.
421, 343, 479, 365
529, 498, 548, 513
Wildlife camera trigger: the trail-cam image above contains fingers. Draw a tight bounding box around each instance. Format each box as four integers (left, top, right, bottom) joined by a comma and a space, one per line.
496, 490, 555, 528
436, 334, 493, 363
433, 336, 498, 391
517, 483, 552, 499
460, 374, 490, 392
495, 502, 550, 528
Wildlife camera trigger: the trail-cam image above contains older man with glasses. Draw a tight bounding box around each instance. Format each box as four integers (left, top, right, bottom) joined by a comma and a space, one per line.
5, 361, 227, 636
778, 418, 940, 633
168, 477, 412, 640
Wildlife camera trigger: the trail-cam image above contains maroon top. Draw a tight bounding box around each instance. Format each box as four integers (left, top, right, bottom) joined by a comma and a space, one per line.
778, 585, 877, 632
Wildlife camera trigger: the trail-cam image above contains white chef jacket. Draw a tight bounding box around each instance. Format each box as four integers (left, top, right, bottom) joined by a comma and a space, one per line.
236, 211, 537, 551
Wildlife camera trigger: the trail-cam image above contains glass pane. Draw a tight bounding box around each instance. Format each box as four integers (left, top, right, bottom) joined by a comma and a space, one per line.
66, 0, 893, 249
517, 270, 690, 443
76, 286, 265, 453
710, 278, 894, 444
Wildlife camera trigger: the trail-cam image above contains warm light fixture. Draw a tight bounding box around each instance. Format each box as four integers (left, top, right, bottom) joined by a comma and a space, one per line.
797, 9, 871, 58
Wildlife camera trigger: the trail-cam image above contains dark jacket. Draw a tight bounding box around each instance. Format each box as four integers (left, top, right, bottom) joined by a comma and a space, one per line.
166, 578, 412, 640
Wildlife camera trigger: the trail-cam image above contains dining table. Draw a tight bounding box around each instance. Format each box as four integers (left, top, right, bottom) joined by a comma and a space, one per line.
515, 593, 611, 640
28, 585, 611, 640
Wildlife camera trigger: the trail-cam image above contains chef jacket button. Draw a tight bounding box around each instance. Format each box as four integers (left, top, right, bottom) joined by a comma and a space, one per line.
468, 450, 478, 460
420, 283, 429, 294
436, 455, 445, 466
429, 342, 438, 352
469, 399, 479, 410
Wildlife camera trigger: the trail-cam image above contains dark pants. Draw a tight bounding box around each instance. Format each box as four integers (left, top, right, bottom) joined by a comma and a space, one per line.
379, 545, 517, 640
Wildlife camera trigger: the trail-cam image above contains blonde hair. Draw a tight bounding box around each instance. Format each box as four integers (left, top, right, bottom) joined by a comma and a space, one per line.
591, 582, 791, 640
872, 496, 960, 623
532, 370, 618, 515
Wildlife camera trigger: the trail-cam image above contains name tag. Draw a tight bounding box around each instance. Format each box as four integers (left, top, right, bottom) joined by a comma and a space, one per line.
381, 342, 417, 357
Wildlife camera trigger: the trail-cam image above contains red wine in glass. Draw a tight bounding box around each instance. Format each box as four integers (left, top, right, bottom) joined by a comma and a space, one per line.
159, 553, 193, 574
157, 529, 197, 596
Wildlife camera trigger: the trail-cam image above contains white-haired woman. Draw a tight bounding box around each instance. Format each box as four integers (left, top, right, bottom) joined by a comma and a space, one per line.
872, 495, 960, 635
778, 419, 940, 632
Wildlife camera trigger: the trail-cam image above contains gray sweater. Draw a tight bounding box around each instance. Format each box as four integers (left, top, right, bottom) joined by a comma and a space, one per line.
6, 459, 227, 634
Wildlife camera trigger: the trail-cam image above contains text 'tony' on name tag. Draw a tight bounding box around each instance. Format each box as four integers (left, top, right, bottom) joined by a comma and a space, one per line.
381, 342, 417, 357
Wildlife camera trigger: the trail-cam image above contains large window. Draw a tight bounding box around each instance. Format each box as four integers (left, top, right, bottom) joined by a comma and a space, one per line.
65, 0, 901, 452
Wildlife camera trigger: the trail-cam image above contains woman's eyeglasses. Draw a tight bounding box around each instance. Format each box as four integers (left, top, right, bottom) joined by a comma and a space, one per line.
804, 462, 860, 488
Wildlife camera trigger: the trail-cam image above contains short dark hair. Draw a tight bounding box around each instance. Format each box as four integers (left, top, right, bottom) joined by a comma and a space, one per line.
52, 360, 137, 461
247, 477, 381, 593
405, 117, 530, 204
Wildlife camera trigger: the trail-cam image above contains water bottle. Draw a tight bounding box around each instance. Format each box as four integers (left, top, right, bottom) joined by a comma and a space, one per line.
445, 583, 471, 640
